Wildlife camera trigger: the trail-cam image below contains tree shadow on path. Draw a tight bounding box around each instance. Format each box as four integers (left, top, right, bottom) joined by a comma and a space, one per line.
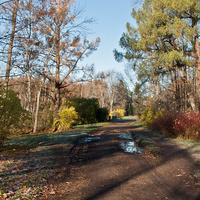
46, 119, 200, 200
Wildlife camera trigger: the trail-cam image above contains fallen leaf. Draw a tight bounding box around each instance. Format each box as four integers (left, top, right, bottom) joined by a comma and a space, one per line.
50, 191, 55, 195
176, 174, 183, 177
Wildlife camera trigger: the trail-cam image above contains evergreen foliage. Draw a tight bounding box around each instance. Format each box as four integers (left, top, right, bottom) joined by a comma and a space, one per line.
114, 0, 200, 112
66, 97, 109, 124
96, 108, 109, 122
0, 86, 29, 146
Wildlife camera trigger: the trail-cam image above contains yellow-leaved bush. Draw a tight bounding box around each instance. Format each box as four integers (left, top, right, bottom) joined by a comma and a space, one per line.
53, 106, 78, 130
141, 105, 165, 129
109, 109, 126, 119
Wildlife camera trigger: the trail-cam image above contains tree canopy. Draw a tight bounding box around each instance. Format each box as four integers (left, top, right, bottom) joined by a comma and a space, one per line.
114, 0, 200, 111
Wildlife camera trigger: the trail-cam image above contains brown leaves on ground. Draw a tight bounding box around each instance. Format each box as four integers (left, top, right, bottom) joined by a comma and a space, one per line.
0, 147, 54, 199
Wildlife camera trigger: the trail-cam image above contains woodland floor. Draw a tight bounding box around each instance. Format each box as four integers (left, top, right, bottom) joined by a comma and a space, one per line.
38, 119, 200, 200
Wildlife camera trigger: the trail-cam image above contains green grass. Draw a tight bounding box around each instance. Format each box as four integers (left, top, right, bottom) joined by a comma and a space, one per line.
122, 116, 138, 120
192, 169, 200, 182
3, 127, 99, 151
173, 139, 200, 182
131, 131, 161, 154
173, 138, 200, 148
129, 118, 144, 129
74, 121, 109, 129
0, 125, 103, 199
172, 138, 200, 162
131, 119, 200, 160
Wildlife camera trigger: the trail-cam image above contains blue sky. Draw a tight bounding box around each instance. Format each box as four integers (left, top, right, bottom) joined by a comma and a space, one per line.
75, 0, 136, 74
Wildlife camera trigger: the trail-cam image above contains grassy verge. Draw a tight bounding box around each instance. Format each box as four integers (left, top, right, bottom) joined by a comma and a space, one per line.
172, 138, 200, 182
0, 125, 102, 199
172, 138, 200, 162
73, 121, 109, 129
130, 118, 200, 183
122, 116, 138, 120
131, 131, 161, 154
4, 128, 96, 150
129, 117, 144, 129
131, 118, 200, 160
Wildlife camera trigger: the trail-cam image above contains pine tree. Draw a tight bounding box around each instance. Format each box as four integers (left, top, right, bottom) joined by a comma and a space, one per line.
114, 0, 200, 111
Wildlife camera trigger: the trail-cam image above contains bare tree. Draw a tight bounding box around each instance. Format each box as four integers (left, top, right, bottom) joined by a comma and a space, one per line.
4, 0, 19, 90
34, 0, 100, 111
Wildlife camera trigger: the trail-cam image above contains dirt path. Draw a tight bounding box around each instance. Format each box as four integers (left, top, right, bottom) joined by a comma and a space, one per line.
39, 119, 200, 200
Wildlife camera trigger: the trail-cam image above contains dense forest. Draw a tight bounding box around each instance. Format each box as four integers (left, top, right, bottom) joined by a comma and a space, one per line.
1, 0, 200, 146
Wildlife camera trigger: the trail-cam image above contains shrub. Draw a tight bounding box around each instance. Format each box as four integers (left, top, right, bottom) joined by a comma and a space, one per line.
0, 86, 29, 146
152, 113, 175, 137
173, 112, 200, 141
53, 106, 78, 130
66, 97, 108, 124
66, 97, 96, 124
96, 108, 109, 122
152, 112, 200, 141
110, 109, 126, 119
37, 106, 54, 131
141, 105, 165, 129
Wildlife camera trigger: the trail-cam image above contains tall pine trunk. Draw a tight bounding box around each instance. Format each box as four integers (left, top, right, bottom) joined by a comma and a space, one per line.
195, 36, 200, 111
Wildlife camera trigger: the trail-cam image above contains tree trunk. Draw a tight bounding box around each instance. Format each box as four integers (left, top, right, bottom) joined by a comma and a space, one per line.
54, 85, 61, 111
27, 70, 31, 111
99, 85, 105, 108
55, 26, 61, 110
195, 36, 200, 110
154, 76, 160, 100
33, 89, 41, 133
5, 0, 19, 90
109, 92, 114, 113
80, 83, 83, 97
26, 37, 31, 111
